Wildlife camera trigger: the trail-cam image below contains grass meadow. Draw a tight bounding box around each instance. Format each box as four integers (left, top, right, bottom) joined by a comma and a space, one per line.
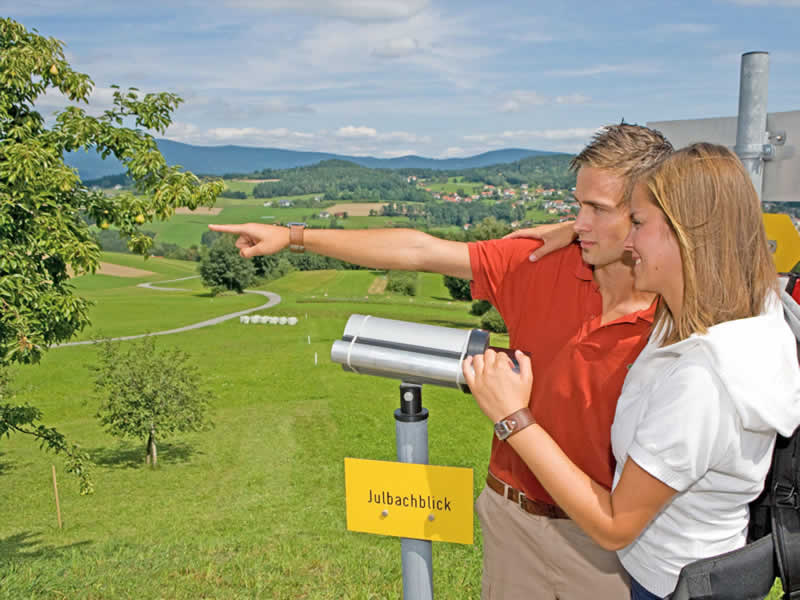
2, 251, 782, 599
1, 254, 493, 599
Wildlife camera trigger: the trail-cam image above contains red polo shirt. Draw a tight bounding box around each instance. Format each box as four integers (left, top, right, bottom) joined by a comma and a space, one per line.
469, 239, 656, 505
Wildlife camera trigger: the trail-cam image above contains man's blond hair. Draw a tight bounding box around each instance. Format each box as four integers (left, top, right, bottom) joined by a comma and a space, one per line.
644, 142, 778, 345
571, 123, 673, 203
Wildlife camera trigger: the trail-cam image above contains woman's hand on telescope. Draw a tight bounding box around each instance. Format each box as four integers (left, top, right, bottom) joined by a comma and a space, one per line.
463, 349, 533, 423
503, 220, 576, 262
207, 223, 288, 258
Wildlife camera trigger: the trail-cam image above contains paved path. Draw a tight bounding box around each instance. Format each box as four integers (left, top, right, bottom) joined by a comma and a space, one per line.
55, 276, 281, 347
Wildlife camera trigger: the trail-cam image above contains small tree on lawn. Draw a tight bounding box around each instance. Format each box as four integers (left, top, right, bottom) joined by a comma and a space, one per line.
199, 235, 256, 295
94, 338, 213, 467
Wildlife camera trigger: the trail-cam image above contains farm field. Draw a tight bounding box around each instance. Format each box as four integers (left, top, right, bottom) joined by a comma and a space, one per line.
1, 258, 493, 599
143, 202, 413, 248
424, 177, 483, 196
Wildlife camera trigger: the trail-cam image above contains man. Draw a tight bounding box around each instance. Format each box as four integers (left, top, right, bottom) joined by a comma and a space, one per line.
210, 123, 673, 599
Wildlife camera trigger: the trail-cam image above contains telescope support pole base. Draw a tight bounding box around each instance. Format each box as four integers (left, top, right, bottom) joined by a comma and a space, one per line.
395, 383, 433, 600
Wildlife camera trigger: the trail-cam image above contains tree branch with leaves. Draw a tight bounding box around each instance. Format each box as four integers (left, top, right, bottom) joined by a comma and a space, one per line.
0, 18, 223, 491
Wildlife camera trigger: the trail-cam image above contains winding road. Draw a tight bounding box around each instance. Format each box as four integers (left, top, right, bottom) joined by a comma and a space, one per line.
55, 276, 281, 347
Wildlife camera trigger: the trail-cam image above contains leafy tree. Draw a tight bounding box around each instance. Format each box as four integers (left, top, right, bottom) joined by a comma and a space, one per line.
443, 275, 472, 301
480, 306, 507, 333
386, 270, 418, 296
201, 229, 222, 248
0, 18, 222, 490
198, 235, 256, 294
94, 338, 213, 467
471, 216, 512, 241
470, 299, 492, 316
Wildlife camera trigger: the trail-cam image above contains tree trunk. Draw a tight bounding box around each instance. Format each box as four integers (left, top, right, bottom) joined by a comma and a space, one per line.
145, 427, 157, 467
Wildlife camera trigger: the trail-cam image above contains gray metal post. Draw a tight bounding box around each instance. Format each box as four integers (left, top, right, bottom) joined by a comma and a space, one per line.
734, 51, 770, 200
395, 383, 433, 600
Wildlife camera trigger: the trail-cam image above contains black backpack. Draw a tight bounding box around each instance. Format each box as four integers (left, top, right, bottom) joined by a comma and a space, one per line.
669, 276, 800, 600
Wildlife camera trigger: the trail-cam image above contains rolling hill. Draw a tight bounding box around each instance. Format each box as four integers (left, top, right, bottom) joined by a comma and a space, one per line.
65, 139, 562, 180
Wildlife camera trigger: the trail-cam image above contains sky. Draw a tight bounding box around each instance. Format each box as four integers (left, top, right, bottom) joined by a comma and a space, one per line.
5, 0, 800, 158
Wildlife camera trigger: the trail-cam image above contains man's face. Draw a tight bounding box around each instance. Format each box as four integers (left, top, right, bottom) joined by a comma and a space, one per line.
572, 167, 631, 268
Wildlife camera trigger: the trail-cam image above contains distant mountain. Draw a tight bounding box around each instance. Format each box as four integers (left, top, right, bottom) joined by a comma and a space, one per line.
65, 139, 561, 181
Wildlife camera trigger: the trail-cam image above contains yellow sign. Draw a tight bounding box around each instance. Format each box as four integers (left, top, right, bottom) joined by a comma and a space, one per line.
763, 213, 800, 272
344, 457, 473, 545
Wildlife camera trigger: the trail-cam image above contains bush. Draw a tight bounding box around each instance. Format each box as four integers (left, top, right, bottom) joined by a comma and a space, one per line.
443, 275, 472, 301
470, 300, 492, 316
219, 189, 247, 199
198, 235, 256, 295
480, 307, 507, 333
386, 270, 418, 296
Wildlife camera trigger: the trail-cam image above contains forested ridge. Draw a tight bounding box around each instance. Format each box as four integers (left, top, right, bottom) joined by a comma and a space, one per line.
242, 153, 576, 201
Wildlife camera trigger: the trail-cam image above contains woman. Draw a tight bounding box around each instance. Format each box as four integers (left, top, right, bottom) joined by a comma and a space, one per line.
464, 143, 800, 599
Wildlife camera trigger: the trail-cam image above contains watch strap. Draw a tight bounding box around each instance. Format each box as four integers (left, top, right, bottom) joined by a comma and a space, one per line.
495, 407, 535, 440
288, 223, 305, 254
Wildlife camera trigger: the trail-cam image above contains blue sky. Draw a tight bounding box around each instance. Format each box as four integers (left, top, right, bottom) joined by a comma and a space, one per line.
6, 0, 800, 157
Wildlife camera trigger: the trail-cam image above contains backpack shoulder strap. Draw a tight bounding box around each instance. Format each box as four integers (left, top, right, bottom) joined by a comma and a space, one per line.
772, 275, 800, 597
771, 430, 800, 598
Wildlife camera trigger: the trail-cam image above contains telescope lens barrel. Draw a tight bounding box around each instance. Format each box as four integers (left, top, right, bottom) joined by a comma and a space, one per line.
330, 314, 490, 392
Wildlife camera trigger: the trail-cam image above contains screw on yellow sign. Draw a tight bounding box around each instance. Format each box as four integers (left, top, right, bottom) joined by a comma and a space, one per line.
344, 457, 473, 545
763, 213, 800, 272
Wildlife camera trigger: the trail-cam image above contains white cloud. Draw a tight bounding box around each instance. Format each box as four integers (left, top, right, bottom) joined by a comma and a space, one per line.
463, 127, 600, 149
441, 146, 467, 158
652, 23, 716, 34
500, 91, 549, 113
336, 125, 378, 138
164, 122, 435, 155
545, 63, 659, 77
371, 37, 422, 58
334, 126, 432, 144
226, 0, 431, 22
380, 131, 431, 143
166, 122, 318, 147
555, 93, 591, 105
380, 148, 418, 157
500, 91, 591, 113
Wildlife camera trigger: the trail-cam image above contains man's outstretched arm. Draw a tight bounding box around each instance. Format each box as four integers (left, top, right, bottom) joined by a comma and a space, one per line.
207, 223, 473, 280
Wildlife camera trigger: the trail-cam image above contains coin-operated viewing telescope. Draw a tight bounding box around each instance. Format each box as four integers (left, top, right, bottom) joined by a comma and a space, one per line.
330, 313, 517, 599
330, 314, 518, 392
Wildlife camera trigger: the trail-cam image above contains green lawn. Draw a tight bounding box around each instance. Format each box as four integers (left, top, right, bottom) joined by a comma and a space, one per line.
1, 262, 780, 599
1, 266, 490, 599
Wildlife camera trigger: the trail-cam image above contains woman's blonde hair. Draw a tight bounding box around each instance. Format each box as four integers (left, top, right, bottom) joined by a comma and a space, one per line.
643, 142, 777, 345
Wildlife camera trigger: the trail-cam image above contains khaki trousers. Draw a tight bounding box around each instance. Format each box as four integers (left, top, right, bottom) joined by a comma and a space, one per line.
476, 485, 630, 600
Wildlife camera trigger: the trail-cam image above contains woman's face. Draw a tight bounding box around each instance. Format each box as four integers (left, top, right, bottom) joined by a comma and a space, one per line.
624, 184, 684, 311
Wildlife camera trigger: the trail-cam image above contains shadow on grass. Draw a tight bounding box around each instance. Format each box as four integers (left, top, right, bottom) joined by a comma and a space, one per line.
0, 451, 13, 475
88, 441, 199, 469
0, 531, 92, 561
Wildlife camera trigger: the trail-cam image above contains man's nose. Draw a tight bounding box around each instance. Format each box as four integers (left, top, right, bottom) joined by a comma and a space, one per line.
573, 207, 590, 233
